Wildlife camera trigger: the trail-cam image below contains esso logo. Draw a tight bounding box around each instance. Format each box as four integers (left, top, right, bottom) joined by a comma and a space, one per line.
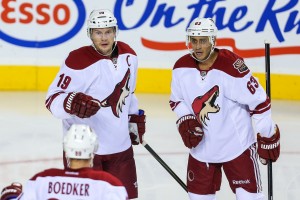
0, 0, 86, 48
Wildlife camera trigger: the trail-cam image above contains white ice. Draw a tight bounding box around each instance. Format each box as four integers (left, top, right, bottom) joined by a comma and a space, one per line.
0, 92, 299, 199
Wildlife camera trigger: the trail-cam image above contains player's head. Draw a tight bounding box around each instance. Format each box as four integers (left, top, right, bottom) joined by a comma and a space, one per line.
63, 124, 98, 160
87, 9, 118, 38
186, 18, 218, 62
87, 9, 118, 56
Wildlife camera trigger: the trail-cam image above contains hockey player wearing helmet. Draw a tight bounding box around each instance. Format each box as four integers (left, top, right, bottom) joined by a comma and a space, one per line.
0, 124, 128, 200
170, 18, 280, 200
185, 18, 217, 63
45, 9, 145, 199
87, 9, 119, 56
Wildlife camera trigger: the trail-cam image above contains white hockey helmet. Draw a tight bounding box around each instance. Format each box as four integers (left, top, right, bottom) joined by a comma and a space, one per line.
63, 124, 98, 159
87, 9, 118, 38
186, 18, 217, 47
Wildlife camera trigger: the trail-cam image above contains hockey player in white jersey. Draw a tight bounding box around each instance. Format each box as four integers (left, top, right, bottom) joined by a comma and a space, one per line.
0, 124, 128, 200
169, 18, 280, 200
45, 9, 145, 199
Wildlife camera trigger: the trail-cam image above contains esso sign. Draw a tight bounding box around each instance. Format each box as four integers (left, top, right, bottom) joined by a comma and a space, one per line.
1, 0, 70, 25
0, 0, 86, 48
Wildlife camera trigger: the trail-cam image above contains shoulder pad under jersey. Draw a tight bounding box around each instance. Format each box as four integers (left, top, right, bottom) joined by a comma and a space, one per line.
214, 49, 250, 77
117, 41, 137, 56
65, 46, 107, 70
173, 54, 197, 70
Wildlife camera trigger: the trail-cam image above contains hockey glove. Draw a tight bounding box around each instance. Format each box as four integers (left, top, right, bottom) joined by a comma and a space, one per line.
1, 182, 22, 200
257, 124, 280, 165
129, 109, 146, 145
63, 92, 101, 118
176, 114, 204, 149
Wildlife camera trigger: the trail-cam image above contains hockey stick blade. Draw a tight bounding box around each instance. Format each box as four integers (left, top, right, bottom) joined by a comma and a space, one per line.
142, 141, 188, 192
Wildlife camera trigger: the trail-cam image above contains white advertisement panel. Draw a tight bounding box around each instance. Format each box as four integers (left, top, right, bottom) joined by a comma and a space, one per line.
1, 0, 299, 74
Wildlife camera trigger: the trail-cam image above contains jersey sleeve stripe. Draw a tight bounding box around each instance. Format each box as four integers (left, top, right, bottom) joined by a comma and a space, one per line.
250, 97, 271, 115
169, 100, 180, 111
45, 92, 64, 111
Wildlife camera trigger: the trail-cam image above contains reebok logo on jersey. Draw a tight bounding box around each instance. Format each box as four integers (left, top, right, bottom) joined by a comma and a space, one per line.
232, 179, 250, 185
192, 85, 220, 126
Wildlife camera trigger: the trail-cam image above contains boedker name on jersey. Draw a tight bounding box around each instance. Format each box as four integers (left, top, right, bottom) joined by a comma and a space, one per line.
18, 168, 127, 199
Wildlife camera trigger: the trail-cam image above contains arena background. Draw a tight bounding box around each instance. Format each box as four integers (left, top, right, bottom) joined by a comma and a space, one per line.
1, 0, 300, 99
1, 1, 300, 199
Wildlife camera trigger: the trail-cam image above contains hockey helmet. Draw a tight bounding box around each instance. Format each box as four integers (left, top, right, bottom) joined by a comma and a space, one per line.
63, 124, 98, 159
186, 18, 217, 47
87, 9, 118, 38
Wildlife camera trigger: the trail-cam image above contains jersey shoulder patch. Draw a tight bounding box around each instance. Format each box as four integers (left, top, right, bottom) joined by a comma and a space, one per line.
65, 46, 106, 70
117, 41, 137, 56
214, 49, 250, 77
173, 54, 197, 70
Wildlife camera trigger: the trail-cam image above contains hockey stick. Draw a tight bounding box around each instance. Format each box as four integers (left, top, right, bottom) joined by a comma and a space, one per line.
142, 140, 188, 192
264, 41, 273, 200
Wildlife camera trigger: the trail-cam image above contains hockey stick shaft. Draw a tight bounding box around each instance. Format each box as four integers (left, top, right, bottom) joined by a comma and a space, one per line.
142, 141, 188, 192
265, 41, 273, 200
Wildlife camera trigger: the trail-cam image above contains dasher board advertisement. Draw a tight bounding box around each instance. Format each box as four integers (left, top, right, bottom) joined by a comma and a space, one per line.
0, 0, 299, 98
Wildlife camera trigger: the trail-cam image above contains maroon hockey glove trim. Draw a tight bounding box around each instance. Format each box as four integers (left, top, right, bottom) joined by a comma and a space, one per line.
129, 109, 146, 145
257, 124, 280, 164
176, 114, 204, 149
1, 182, 22, 200
63, 92, 101, 118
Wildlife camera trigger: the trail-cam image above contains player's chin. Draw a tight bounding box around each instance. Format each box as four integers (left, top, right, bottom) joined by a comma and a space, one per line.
195, 55, 205, 60
98, 47, 110, 55
104, 45, 114, 51
198, 53, 210, 60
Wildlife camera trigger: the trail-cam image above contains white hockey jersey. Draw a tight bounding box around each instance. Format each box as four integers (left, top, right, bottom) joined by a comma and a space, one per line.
170, 49, 275, 163
46, 42, 139, 155
17, 168, 128, 200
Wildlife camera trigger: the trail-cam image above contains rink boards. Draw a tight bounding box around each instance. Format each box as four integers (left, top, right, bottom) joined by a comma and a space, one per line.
0, 66, 299, 100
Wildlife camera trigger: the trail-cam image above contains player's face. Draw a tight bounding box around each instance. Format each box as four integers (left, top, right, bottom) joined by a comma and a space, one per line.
190, 36, 212, 60
91, 27, 116, 55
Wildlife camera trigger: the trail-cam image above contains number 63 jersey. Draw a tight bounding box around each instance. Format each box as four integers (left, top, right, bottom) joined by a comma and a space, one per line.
45, 42, 139, 155
170, 48, 275, 163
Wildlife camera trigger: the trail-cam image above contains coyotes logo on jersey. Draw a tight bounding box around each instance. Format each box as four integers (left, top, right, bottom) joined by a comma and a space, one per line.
101, 69, 131, 118
192, 85, 220, 126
